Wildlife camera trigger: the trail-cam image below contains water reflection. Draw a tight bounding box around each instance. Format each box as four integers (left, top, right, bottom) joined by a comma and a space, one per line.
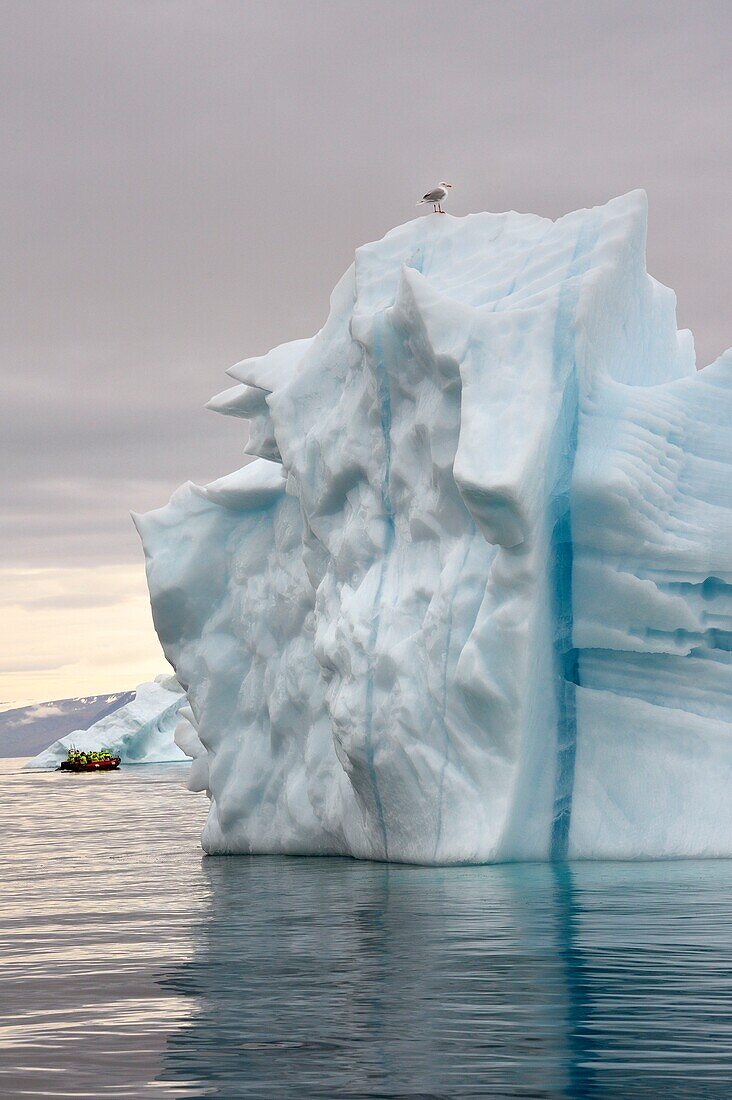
3, 761, 732, 1097
160, 858, 732, 1097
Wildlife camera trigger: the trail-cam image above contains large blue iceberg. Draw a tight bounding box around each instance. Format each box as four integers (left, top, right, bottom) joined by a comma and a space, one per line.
136, 192, 732, 862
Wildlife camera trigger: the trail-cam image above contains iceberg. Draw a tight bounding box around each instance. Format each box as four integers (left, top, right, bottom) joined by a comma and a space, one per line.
137, 191, 732, 862
27, 675, 188, 768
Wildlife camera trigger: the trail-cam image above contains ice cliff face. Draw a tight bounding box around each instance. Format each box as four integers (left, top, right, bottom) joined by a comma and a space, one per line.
137, 192, 732, 862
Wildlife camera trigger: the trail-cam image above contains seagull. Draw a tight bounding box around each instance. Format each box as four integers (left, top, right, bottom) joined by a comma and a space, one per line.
416, 181, 453, 214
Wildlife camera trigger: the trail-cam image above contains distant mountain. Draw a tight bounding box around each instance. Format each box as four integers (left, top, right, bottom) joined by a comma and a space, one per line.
0, 692, 135, 758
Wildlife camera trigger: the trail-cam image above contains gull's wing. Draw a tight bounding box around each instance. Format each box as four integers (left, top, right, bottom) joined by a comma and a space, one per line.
421, 187, 445, 202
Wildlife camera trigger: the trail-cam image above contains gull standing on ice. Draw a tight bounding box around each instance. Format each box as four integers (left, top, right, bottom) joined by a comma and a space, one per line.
416, 181, 453, 214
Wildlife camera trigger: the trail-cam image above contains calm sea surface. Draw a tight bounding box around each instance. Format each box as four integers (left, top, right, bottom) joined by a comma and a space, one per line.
2, 759, 732, 1098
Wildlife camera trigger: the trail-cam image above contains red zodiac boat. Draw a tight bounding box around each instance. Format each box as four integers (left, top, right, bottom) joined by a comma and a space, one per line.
57, 750, 121, 772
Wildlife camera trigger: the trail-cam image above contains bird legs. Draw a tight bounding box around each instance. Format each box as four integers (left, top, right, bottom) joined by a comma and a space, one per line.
433, 204, 445, 214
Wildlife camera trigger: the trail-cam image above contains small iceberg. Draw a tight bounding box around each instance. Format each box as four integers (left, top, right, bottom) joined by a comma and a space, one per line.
25, 675, 189, 769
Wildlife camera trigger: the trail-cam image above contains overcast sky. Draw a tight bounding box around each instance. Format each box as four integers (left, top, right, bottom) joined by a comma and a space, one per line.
1, 0, 730, 704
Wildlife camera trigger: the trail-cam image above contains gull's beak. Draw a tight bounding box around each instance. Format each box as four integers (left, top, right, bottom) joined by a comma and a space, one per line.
446, 183, 453, 188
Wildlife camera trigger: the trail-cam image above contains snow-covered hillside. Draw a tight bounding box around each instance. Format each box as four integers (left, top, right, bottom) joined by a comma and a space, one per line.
137, 193, 732, 862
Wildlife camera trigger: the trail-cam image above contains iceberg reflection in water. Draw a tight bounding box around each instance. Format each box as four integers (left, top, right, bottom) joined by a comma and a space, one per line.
2, 762, 732, 1097
162, 857, 732, 1097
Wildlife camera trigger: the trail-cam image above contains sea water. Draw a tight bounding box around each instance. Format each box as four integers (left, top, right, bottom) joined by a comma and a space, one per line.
2, 759, 732, 1097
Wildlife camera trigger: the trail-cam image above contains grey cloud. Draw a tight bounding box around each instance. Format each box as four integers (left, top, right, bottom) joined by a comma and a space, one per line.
3, 592, 123, 611
0, 658, 67, 673
2, 0, 730, 568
